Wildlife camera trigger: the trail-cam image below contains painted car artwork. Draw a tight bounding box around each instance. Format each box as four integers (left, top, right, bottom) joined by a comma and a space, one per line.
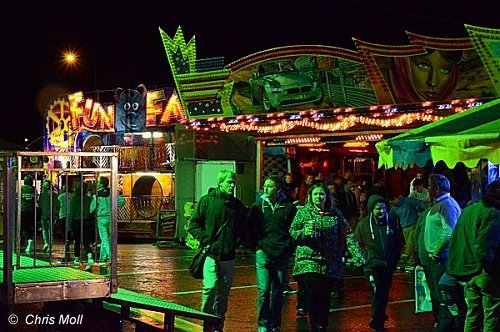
248, 59, 323, 111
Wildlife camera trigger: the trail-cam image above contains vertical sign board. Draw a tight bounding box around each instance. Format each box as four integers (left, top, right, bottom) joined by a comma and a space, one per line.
195, 161, 237, 202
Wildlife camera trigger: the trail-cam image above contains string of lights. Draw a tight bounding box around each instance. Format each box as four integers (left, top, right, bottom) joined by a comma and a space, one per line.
183, 98, 485, 135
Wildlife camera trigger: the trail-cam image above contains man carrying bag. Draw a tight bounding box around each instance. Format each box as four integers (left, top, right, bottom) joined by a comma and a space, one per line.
189, 218, 230, 279
188, 169, 247, 332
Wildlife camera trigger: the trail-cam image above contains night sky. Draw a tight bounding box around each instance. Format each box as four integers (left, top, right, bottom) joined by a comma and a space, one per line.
3, 0, 499, 148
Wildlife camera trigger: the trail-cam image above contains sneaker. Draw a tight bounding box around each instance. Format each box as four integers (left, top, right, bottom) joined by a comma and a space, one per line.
74, 257, 80, 264
296, 308, 308, 317
42, 243, 49, 252
405, 266, 415, 273
25, 240, 34, 254
87, 253, 94, 264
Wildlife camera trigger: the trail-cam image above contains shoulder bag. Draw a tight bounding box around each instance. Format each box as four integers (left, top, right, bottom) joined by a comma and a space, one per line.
188, 219, 230, 279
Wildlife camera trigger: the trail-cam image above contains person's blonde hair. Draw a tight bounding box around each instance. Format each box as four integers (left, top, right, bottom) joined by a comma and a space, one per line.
217, 169, 236, 186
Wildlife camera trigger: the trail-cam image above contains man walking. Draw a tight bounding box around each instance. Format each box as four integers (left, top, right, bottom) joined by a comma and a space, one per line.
423, 174, 461, 329
90, 176, 125, 262
188, 169, 247, 331
39, 180, 59, 253
447, 179, 500, 331
355, 195, 403, 331
389, 194, 427, 267
247, 176, 297, 332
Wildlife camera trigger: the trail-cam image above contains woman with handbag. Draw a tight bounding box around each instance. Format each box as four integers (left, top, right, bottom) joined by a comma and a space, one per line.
188, 169, 247, 332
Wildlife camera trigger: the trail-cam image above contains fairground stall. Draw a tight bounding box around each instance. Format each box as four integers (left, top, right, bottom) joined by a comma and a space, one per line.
42, 24, 500, 242
376, 97, 500, 198
158, 23, 500, 211
44, 88, 182, 240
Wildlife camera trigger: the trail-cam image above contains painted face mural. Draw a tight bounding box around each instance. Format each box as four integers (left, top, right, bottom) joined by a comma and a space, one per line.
115, 84, 147, 133
388, 49, 461, 103
409, 50, 458, 101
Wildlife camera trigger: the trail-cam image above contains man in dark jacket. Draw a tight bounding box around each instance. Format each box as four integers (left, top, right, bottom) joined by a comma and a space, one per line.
188, 169, 247, 331
21, 175, 36, 254
355, 194, 403, 332
68, 182, 94, 264
39, 180, 59, 253
247, 175, 297, 332
447, 179, 500, 331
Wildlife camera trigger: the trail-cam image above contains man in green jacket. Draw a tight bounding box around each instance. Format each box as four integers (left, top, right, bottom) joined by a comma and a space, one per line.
188, 170, 247, 332
447, 179, 500, 331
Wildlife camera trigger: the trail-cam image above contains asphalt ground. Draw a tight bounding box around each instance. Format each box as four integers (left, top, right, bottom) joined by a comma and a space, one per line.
115, 243, 435, 331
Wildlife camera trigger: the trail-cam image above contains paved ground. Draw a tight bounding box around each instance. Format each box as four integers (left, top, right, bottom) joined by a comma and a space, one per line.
115, 243, 435, 331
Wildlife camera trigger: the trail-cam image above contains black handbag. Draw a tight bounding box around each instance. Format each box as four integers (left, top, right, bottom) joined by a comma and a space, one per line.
189, 246, 209, 279
188, 219, 229, 279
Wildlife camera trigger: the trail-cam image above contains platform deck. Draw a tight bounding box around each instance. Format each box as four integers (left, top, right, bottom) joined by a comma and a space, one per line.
1, 250, 110, 304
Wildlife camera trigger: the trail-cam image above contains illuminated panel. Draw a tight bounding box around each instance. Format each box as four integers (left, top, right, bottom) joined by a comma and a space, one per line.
82, 99, 99, 128
466, 24, 500, 95
100, 104, 115, 129
69, 92, 85, 130
159, 91, 185, 123
146, 88, 185, 126
146, 89, 166, 124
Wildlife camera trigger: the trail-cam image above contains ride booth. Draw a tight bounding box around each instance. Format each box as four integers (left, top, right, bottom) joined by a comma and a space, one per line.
44, 87, 181, 241
158, 24, 500, 202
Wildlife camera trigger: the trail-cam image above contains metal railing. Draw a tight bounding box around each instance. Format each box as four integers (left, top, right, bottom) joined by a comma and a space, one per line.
117, 195, 173, 222
82, 145, 174, 172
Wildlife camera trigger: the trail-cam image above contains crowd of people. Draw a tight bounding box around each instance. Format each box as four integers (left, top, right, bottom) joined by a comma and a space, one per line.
187, 169, 499, 332
19, 175, 124, 264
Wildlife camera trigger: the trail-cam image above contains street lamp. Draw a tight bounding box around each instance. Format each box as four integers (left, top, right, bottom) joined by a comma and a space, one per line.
61, 50, 79, 69
60, 49, 98, 100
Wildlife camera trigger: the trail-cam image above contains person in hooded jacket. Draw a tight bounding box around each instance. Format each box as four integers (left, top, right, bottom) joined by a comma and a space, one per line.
188, 169, 247, 332
90, 176, 125, 262
68, 182, 93, 264
355, 194, 403, 332
20, 175, 36, 254
247, 175, 297, 332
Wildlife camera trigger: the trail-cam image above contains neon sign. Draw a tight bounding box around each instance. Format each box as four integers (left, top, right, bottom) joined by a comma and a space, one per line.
45, 88, 185, 151
68, 92, 115, 132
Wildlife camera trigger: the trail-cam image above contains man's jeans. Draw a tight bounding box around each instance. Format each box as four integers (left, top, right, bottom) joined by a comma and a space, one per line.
202, 256, 235, 329
97, 217, 111, 261
256, 250, 289, 329
465, 272, 500, 332
402, 225, 415, 258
